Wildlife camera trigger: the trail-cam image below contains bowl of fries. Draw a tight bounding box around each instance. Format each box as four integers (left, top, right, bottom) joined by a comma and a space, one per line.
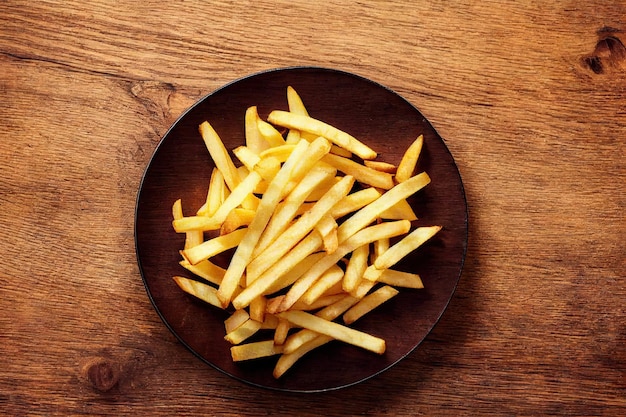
135, 67, 468, 392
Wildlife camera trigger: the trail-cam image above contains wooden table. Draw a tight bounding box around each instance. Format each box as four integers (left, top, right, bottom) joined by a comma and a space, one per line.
2, 1, 624, 415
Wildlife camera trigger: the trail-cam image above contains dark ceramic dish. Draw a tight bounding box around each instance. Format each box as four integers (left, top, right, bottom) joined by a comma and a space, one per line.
135, 67, 468, 392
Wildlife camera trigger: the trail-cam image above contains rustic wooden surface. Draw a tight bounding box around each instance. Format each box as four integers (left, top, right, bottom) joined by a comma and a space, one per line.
1, 1, 624, 415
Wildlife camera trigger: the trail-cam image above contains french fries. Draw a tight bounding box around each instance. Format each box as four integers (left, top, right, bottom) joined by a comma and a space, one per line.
169, 87, 441, 378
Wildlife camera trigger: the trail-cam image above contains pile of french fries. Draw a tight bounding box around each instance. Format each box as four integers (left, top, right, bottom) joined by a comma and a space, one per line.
171, 86, 441, 378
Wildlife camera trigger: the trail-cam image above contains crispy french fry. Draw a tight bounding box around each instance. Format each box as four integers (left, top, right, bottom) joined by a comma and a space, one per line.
288, 137, 332, 184
299, 264, 344, 306
245, 106, 269, 154
379, 198, 418, 221
277, 310, 385, 354
199, 121, 241, 192
231, 340, 284, 362
182, 227, 248, 265
172, 199, 203, 249
179, 259, 225, 286
376, 268, 424, 289
220, 208, 256, 235
342, 244, 368, 293
258, 119, 287, 148
330, 187, 382, 219
197, 168, 227, 217
273, 334, 333, 378
224, 309, 249, 334
274, 318, 291, 345
265, 252, 326, 295
249, 295, 267, 323
173, 276, 222, 309
291, 293, 347, 311
259, 144, 296, 162
287, 85, 309, 116
343, 285, 399, 325
233, 145, 261, 172
395, 135, 423, 183
224, 318, 263, 345
173, 172, 261, 233
322, 153, 394, 189
373, 225, 441, 270
337, 172, 430, 243
364, 160, 397, 174
315, 214, 339, 253
267, 110, 377, 160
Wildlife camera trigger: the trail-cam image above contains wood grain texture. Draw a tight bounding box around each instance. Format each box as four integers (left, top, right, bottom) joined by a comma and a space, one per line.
1, 0, 624, 415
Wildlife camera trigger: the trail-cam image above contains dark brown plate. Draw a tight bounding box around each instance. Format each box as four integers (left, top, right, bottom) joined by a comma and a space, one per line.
135, 67, 468, 392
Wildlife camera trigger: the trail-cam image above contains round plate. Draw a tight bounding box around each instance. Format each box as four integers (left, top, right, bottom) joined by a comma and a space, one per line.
135, 67, 468, 392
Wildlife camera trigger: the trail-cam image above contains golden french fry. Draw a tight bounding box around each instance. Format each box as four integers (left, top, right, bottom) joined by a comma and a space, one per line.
351, 279, 377, 299
265, 252, 326, 295
197, 168, 227, 217
267, 110, 377, 160
287, 85, 309, 116
277, 310, 385, 354
224, 309, 249, 334
261, 313, 280, 330
305, 176, 342, 202
233, 145, 260, 172
259, 144, 296, 162
258, 119, 287, 148
224, 318, 263, 345
249, 295, 267, 323
343, 285, 399, 325
322, 153, 394, 189
288, 137, 332, 183
376, 268, 424, 289
173, 171, 261, 233
172, 276, 222, 309
254, 155, 281, 182
379, 198, 418, 221
337, 172, 430, 243
299, 264, 344, 306
231, 340, 284, 362
330, 187, 382, 219
315, 214, 339, 254
220, 208, 256, 235
373, 225, 441, 270
395, 134, 423, 183
217, 140, 311, 306
273, 334, 333, 378
182, 227, 248, 265
245, 106, 269, 154
274, 318, 291, 345
291, 293, 347, 311
342, 244, 368, 293
172, 199, 203, 249
199, 121, 241, 192
364, 160, 397, 174
179, 259, 225, 286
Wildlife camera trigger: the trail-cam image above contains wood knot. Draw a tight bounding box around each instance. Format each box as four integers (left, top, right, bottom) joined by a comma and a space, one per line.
81, 357, 120, 392
583, 30, 626, 74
